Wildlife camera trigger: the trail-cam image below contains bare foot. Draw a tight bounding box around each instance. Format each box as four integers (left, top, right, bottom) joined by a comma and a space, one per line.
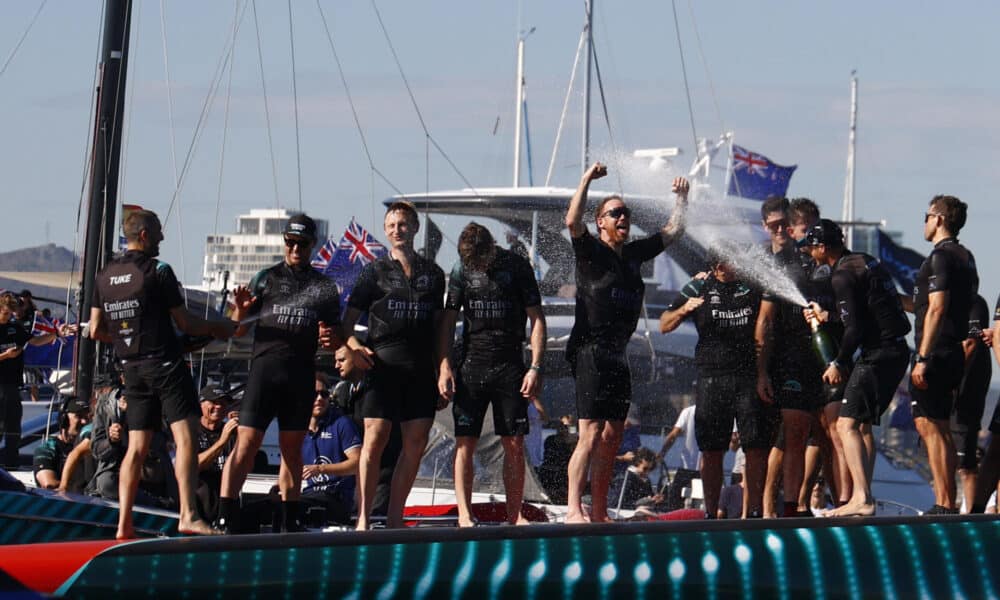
457, 517, 477, 528
512, 515, 531, 526
832, 500, 875, 517
565, 511, 591, 524
355, 519, 369, 532
178, 519, 223, 536
116, 527, 136, 540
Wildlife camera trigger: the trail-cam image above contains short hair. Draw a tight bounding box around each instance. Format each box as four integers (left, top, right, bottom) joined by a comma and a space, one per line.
929, 195, 967, 235
458, 222, 496, 271
594, 195, 624, 222
633, 447, 658, 466
0, 295, 17, 311
385, 201, 419, 226
315, 371, 330, 387
788, 197, 820, 225
123, 209, 161, 242
760, 196, 789, 220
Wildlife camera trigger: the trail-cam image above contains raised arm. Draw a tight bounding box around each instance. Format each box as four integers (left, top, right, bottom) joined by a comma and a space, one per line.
565, 162, 607, 238
660, 296, 703, 334
661, 177, 690, 245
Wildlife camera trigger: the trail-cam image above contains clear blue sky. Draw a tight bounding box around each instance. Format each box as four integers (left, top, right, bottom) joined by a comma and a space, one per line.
2, 0, 999, 305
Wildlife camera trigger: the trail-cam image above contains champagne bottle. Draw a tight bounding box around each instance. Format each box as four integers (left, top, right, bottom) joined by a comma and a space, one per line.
680, 277, 706, 299
806, 314, 839, 367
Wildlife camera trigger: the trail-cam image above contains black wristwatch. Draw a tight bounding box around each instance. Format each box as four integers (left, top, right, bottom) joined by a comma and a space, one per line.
915, 353, 928, 364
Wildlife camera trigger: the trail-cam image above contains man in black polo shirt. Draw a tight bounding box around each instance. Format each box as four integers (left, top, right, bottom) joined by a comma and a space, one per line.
437, 222, 546, 526
563, 161, 688, 523
90, 209, 236, 538
342, 201, 446, 530
802, 220, 911, 517
908, 195, 978, 514
195, 385, 237, 523
953, 295, 992, 513
222, 213, 342, 533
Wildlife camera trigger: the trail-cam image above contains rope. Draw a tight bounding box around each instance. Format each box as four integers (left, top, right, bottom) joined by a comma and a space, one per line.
685, 0, 725, 133
670, 0, 699, 154
545, 29, 587, 187
251, 0, 281, 209
119, 0, 146, 231
590, 38, 624, 194
0, 0, 49, 80
287, 0, 303, 211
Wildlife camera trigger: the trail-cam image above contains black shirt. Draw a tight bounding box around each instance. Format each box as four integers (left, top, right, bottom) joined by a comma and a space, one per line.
830, 252, 911, 365
93, 250, 184, 361
913, 238, 978, 352
962, 294, 992, 392
668, 276, 760, 374
348, 253, 445, 365
197, 422, 234, 489
761, 245, 812, 358
247, 262, 342, 362
0, 320, 31, 385
567, 230, 664, 356
445, 248, 541, 363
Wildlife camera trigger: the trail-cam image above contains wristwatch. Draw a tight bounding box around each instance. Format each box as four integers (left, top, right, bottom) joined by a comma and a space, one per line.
529, 364, 543, 373
915, 353, 928, 364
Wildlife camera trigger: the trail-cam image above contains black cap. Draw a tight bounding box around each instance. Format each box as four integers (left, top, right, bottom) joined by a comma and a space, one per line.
283, 214, 317, 242
199, 385, 232, 403
61, 395, 90, 415
801, 218, 844, 248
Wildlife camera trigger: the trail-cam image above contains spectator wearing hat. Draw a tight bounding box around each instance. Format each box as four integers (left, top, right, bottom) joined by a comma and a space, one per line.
195, 385, 238, 522
224, 213, 342, 533
33, 396, 90, 489
804, 218, 911, 517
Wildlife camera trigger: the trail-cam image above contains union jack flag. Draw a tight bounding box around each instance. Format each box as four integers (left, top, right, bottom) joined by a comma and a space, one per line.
310, 238, 337, 270
31, 312, 58, 338
317, 218, 388, 306
727, 144, 797, 201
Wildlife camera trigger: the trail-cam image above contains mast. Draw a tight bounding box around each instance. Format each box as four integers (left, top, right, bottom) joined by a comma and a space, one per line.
76, 0, 133, 403
513, 33, 526, 187
581, 0, 593, 172
842, 71, 858, 248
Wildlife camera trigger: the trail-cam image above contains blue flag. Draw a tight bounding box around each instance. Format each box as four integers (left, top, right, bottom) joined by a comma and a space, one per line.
727, 145, 797, 200
318, 218, 388, 308
877, 230, 924, 295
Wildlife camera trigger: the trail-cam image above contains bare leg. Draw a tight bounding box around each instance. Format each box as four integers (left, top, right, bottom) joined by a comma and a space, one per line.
386, 418, 433, 529
781, 409, 811, 516
277, 430, 307, 501
798, 443, 822, 511
744, 447, 768, 518
219, 426, 265, 499
825, 416, 875, 517
972, 437, 1000, 512
589, 421, 624, 523
500, 436, 529, 525
170, 417, 220, 535
453, 436, 477, 527
958, 469, 977, 514
117, 429, 152, 539
822, 402, 850, 503
763, 445, 783, 518
701, 450, 725, 517
566, 419, 603, 523
915, 416, 957, 508
356, 418, 391, 531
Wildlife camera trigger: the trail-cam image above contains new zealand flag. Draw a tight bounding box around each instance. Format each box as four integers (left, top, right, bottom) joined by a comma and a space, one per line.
727, 145, 797, 200
876, 230, 924, 295
317, 218, 388, 307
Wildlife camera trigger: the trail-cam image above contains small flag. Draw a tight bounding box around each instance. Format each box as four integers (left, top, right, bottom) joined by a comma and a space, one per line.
311, 238, 337, 270
727, 145, 797, 201
31, 312, 58, 338
318, 218, 388, 306
876, 230, 924, 295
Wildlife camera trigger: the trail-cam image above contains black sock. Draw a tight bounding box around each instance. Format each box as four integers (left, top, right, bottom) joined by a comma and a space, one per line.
282, 501, 303, 532
783, 501, 798, 517
218, 497, 239, 532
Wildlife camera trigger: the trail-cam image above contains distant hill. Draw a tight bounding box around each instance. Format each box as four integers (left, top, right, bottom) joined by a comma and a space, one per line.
0, 244, 78, 272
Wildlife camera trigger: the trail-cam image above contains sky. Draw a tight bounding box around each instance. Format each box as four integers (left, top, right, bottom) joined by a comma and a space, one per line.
2, 0, 1000, 304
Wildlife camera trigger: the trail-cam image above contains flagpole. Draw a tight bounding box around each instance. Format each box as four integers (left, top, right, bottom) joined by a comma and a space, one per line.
722, 134, 737, 199
842, 71, 858, 249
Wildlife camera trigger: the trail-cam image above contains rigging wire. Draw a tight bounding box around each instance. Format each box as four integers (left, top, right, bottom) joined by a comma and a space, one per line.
589, 38, 624, 194
368, 0, 478, 193
545, 28, 587, 187
119, 0, 146, 226
670, 0, 699, 154
685, 0, 725, 133
287, 0, 303, 211
0, 0, 49, 81
250, 0, 281, 209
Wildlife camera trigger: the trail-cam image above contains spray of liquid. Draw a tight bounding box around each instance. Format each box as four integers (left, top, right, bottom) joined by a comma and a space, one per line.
236, 278, 339, 327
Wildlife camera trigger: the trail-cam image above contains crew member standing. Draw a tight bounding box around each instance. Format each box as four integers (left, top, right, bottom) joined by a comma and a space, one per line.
342, 201, 447, 530
802, 220, 911, 517
908, 195, 978, 514
660, 251, 774, 518
563, 161, 688, 523
221, 213, 342, 533
90, 209, 236, 538
437, 222, 546, 526
954, 294, 992, 513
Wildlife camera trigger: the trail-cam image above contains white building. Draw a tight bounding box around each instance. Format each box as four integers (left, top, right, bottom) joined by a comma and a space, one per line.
202, 208, 328, 288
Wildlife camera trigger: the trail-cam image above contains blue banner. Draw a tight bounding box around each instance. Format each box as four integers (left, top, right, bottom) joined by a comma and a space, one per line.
877, 230, 924, 295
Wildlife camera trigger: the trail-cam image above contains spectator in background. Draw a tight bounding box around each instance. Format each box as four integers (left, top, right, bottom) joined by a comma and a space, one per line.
611, 447, 661, 510
195, 386, 238, 523
537, 416, 578, 504
33, 396, 90, 489
614, 404, 643, 477
717, 473, 744, 519
525, 398, 548, 470
658, 404, 701, 510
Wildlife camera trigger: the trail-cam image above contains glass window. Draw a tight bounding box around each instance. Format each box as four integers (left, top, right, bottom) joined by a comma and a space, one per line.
239, 219, 260, 235
264, 219, 287, 235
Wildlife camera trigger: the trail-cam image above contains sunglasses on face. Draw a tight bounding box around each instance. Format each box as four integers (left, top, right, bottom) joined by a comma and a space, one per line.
924, 212, 943, 223
284, 237, 311, 249
764, 219, 788, 232
602, 206, 631, 220
316, 389, 330, 399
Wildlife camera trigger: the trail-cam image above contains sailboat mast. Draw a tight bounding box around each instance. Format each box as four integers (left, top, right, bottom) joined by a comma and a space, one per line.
842, 71, 858, 248
581, 0, 593, 172
76, 0, 133, 403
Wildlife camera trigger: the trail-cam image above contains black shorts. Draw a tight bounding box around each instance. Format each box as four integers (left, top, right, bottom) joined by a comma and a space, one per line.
241, 355, 314, 431
840, 344, 910, 424
771, 353, 824, 413
358, 358, 437, 422
695, 372, 778, 451
909, 349, 963, 421
453, 360, 528, 438
572, 342, 631, 421
122, 356, 199, 430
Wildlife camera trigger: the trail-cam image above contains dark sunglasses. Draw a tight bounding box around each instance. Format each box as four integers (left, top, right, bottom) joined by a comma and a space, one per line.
284, 237, 312, 248
601, 206, 631, 220
316, 389, 330, 399
764, 219, 788, 232
924, 212, 942, 223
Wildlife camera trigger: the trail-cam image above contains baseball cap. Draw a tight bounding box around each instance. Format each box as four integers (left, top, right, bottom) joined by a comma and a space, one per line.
800, 218, 844, 248
283, 214, 317, 242
61, 395, 90, 415
199, 385, 232, 403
